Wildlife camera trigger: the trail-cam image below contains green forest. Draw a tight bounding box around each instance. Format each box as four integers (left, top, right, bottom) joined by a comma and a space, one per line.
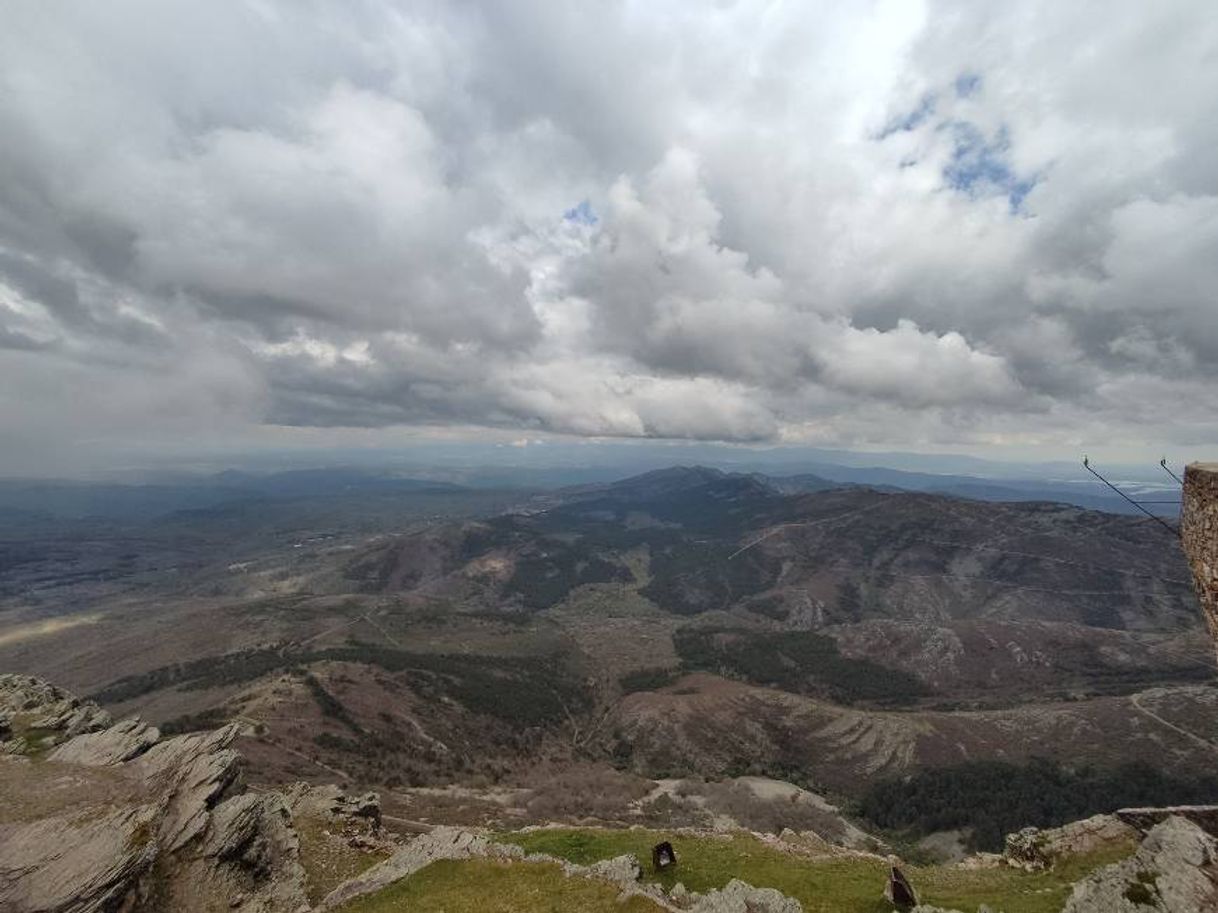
858, 758, 1218, 851
673, 627, 930, 706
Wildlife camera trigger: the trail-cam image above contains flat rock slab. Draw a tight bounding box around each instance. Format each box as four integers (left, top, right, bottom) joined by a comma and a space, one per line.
0, 804, 160, 913
1117, 805, 1218, 837
49, 718, 160, 766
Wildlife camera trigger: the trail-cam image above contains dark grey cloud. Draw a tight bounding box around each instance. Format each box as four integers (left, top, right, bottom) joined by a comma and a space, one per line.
0, 0, 1216, 473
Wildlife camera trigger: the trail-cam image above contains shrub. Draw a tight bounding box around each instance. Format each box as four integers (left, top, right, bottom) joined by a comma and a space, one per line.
618, 667, 679, 694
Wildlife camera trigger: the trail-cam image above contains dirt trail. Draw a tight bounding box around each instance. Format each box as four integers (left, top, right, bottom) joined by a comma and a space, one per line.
1129, 692, 1218, 755
728, 500, 887, 559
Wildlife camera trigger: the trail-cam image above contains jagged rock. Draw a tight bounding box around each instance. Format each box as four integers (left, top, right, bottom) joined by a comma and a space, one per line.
1005, 814, 1137, 871
136, 723, 240, 780
0, 674, 77, 714
1, 735, 30, 755
686, 878, 803, 913
48, 718, 160, 766
31, 703, 113, 739
1062, 816, 1218, 912
0, 674, 112, 752
0, 712, 12, 740
338, 791, 381, 825
0, 678, 309, 913
1117, 805, 1218, 837
138, 726, 243, 851
1005, 827, 1051, 871
286, 782, 381, 829
189, 793, 308, 913
206, 794, 280, 863
587, 853, 643, 884
0, 804, 160, 913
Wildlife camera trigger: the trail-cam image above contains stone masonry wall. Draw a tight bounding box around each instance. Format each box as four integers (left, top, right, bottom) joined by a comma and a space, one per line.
1181, 462, 1218, 664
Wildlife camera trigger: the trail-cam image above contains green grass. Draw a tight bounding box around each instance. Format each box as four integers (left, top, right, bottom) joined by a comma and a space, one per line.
499, 827, 1136, 913
333, 858, 665, 913
6, 714, 61, 759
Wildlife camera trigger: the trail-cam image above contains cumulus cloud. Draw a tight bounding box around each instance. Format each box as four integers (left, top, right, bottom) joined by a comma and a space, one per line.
0, 0, 1215, 471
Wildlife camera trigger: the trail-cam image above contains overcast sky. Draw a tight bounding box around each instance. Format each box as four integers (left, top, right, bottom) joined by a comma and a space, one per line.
1, 1, 1216, 474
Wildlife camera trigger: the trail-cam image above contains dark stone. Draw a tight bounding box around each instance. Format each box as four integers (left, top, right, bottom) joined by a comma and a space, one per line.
651, 841, 676, 871
885, 864, 918, 910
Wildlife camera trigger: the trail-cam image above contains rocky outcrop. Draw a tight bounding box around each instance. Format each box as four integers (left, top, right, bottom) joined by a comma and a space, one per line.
1118, 805, 1218, 837
0, 673, 112, 756
286, 783, 381, 833
0, 805, 160, 913
139, 725, 244, 851
1062, 816, 1218, 912
48, 717, 160, 766
1181, 462, 1218, 663
586, 852, 643, 884
0, 674, 111, 734
684, 879, 802, 913
1004, 814, 1137, 871
0, 678, 307, 913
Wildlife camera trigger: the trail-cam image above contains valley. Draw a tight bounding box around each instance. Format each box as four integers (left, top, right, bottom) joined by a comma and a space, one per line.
1, 466, 1215, 856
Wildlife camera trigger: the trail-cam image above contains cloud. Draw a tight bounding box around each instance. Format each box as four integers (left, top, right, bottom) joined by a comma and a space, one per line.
0, 0, 1215, 471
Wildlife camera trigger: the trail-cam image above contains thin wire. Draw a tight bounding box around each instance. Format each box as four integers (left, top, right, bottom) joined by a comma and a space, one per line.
1083, 456, 1179, 537
1160, 458, 1185, 486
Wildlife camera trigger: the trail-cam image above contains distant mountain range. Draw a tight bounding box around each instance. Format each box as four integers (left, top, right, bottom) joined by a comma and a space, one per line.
0, 451, 1184, 526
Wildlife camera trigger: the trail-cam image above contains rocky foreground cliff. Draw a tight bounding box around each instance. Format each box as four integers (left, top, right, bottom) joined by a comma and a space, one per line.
2, 673, 1216, 913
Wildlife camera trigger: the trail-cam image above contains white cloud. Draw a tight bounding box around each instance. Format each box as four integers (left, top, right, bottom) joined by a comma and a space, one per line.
0, 0, 1215, 471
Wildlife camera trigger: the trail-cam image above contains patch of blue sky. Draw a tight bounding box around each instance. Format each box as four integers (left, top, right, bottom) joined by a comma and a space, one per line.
878, 92, 937, 138
563, 199, 598, 226
941, 121, 1037, 213
954, 72, 982, 98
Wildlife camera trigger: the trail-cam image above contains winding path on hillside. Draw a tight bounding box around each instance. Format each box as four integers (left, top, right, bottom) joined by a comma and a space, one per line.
727, 499, 888, 559
1129, 692, 1218, 755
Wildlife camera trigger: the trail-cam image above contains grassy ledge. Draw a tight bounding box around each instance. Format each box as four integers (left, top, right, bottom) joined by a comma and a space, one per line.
332, 857, 666, 913
498, 827, 1137, 913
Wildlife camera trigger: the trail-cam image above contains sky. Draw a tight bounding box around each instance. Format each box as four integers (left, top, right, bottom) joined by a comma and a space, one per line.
1, 1, 1216, 475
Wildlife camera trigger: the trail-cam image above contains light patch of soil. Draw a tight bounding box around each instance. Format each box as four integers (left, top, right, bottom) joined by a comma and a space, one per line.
640, 776, 875, 846
462, 554, 514, 579
380, 787, 529, 829
918, 829, 971, 863
0, 613, 102, 648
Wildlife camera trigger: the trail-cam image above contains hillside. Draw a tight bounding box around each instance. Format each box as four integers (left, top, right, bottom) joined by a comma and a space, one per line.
4, 674, 1216, 913
0, 467, 1214, 852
